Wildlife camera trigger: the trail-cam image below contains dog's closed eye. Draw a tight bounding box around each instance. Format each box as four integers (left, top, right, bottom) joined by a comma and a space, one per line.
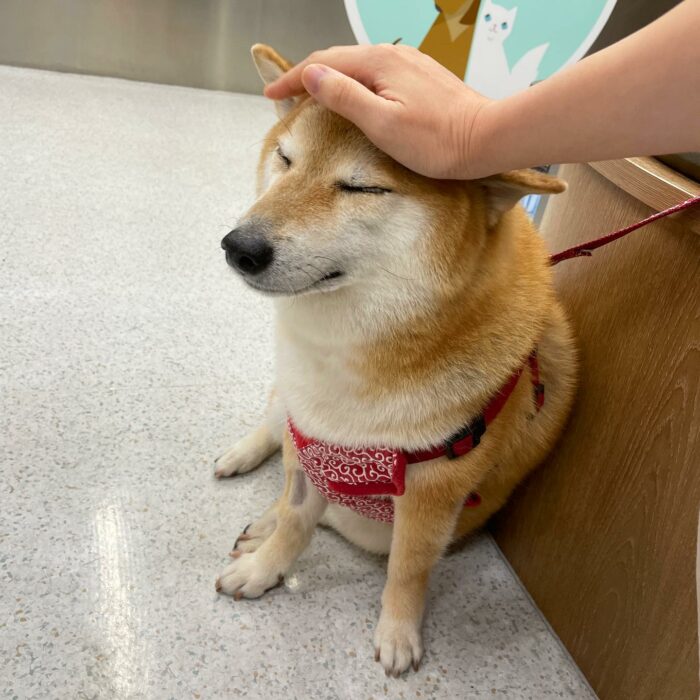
336, 182, 392, 195
276, 146, 291, 168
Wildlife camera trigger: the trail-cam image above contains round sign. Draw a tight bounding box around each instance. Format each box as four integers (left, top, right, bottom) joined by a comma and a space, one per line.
344, 0, 617, 99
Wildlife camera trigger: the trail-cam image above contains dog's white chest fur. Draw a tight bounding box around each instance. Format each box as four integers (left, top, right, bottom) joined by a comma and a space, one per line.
274, 307, 388, 447
272, 294, 492, 452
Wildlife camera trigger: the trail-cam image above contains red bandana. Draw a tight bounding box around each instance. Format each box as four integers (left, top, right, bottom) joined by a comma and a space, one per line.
288, 351, 542, 522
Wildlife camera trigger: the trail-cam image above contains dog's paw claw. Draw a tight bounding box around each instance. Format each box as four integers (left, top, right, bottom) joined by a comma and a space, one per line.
231, 518, 275, 555
215, 578, 222, 592
374, 612, 423, 677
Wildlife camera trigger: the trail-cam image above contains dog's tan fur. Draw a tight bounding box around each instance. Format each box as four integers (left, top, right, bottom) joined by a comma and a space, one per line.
214, 44, 578, 676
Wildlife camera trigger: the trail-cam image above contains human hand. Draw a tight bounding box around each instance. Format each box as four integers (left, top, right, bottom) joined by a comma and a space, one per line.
263, 44, 494, 180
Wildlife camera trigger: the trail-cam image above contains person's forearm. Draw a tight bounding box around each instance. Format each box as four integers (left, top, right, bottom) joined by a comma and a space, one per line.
473, 0, 700, 177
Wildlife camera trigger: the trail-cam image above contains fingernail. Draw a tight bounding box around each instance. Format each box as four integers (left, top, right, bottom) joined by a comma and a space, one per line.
303, 64, 329, 94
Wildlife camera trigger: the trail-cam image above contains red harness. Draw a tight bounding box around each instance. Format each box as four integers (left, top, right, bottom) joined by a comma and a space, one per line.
288, 195, 700, 523
289, 351, 543, 523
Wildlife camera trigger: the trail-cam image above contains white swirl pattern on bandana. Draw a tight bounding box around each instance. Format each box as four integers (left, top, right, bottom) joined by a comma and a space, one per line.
290, 428, 397, 522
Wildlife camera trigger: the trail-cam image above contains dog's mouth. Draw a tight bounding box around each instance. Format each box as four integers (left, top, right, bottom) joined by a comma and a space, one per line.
318, 270, 343, 283
245, 269, 345, 296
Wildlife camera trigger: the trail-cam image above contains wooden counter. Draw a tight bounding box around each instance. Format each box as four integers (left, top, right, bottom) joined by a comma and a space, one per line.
491, 158, 700, 700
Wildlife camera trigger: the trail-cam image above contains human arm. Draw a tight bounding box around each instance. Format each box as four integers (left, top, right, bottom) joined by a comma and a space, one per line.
264, 0, 700, 179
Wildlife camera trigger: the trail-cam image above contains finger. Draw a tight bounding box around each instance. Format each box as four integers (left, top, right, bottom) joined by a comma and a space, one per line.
263, 61, 308, 99
301, 64, 393, 138
264, 45, 379, 100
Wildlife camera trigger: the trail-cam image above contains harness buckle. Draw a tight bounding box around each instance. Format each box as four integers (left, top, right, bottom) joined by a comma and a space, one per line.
445, 414, 487, 459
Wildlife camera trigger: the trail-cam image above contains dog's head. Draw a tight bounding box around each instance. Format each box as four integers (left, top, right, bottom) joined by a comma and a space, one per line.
222, 44, 565, 308
435, 0, 477, 19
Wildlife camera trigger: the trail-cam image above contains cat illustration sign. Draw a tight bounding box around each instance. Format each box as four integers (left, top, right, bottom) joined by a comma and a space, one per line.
344, 0, 618, 98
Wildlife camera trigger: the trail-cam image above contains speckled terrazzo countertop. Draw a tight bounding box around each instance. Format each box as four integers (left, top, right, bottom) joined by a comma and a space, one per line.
0, 66, 595, 700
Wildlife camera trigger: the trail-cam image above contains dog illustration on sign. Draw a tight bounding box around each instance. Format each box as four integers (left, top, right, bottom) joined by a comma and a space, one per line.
466, 0, 549, 98
418, 0, 481, 80
346, 0, 617, 95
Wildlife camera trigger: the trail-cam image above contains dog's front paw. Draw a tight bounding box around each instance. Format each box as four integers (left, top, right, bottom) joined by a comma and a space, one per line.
214, 442, 261, 478
374, 610, 423, 677
215, 552, 284, 600
214, 426, 278, 478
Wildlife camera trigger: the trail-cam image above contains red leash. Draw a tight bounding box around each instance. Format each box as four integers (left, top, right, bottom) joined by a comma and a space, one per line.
549, 194, 700, 265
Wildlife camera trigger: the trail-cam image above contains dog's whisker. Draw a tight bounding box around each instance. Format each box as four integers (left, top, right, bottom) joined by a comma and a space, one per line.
298, 265, 318, 286
284, 277, 300, 308
302, 262, 327, 279
377, 265, 415, 282
313, 254, 342, 268
278, 114, 293, 137
314, 254, 412, 282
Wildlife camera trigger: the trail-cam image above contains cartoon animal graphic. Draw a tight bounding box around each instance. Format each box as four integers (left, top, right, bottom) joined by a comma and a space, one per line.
466, 0, 548, 99
419, 0, 481, 80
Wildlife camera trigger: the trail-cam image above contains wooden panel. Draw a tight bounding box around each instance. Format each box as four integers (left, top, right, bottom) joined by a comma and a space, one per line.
491, 161, 700, 700
590, 157, 700, 233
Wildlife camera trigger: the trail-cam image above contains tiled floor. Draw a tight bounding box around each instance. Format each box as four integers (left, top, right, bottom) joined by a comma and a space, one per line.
0, 66, 595, 699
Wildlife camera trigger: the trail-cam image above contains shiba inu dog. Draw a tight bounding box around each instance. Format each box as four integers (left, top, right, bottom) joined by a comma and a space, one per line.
214, 44, 577, 676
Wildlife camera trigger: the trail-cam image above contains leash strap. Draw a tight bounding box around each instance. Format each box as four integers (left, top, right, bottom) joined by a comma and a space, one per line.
549, 194, 700, 266
405, 350, 543, 464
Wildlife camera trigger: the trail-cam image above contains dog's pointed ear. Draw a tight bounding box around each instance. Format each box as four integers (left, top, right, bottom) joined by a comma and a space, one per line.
479, 170, 567, 227
251, 44, 297, 118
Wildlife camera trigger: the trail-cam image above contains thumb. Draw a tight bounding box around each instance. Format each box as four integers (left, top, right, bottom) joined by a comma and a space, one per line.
302, 64, 386, 133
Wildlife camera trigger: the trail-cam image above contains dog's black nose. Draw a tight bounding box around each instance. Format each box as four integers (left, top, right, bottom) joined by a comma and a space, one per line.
221, 228, 274, 276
